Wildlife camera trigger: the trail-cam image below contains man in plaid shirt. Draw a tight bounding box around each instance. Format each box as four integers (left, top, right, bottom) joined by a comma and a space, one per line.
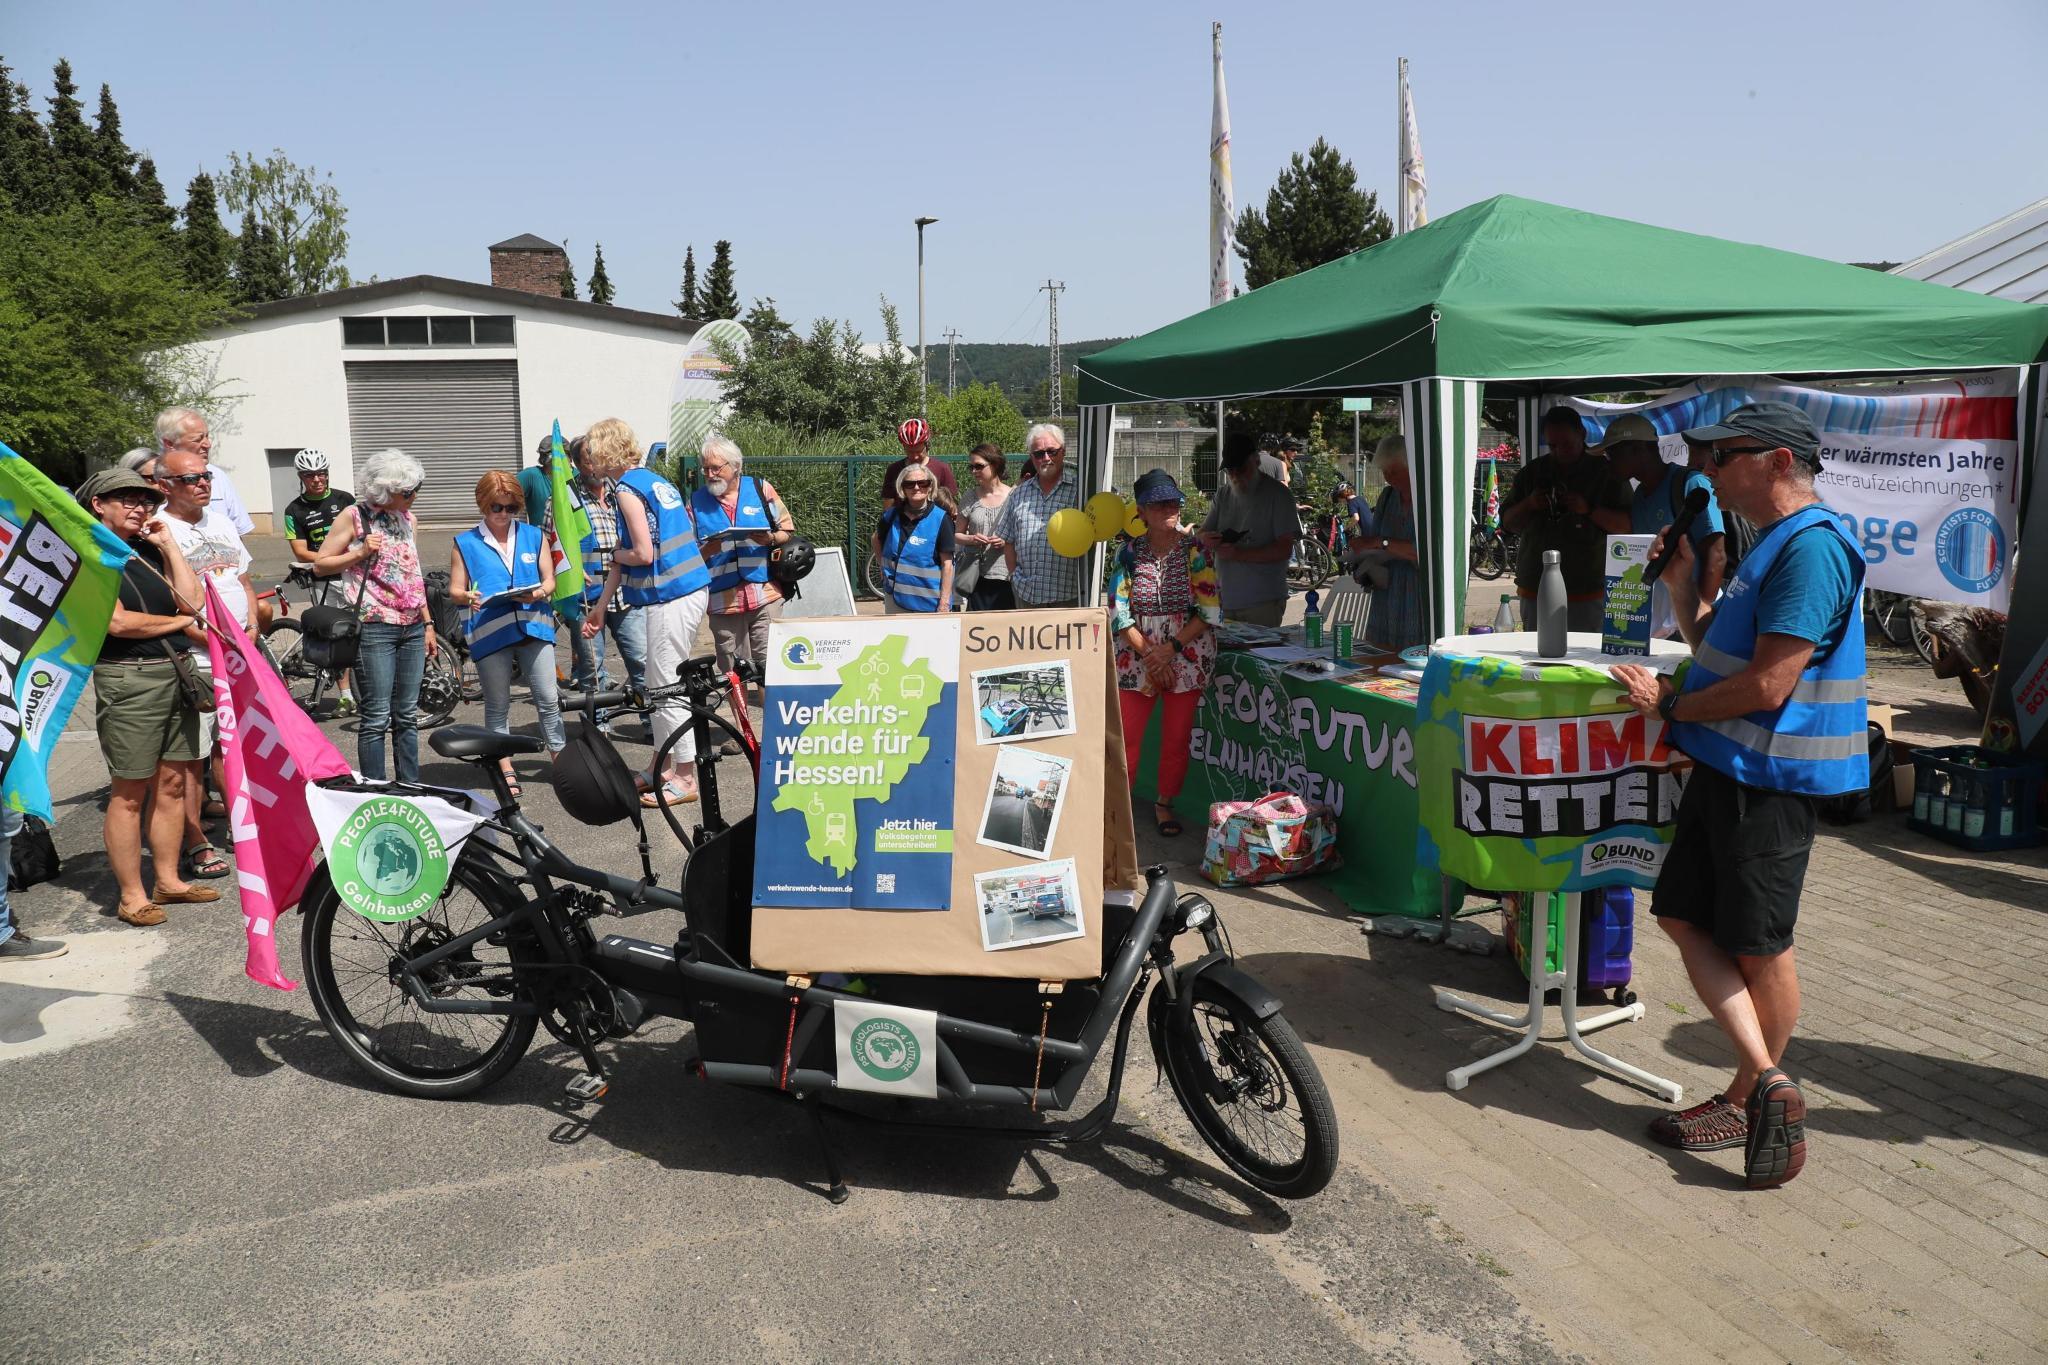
997, 423, 1084, 607
564, 440, 647, 718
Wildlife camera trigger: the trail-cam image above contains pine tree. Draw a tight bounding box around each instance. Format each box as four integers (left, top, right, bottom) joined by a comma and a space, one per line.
230, 207, 290, 304
557, 241, 577, 300
588, 241, 615, 305
132, 155, 175, 231
46, 59, 108, 204
4, 76, 59, 215
180, 172, 233, 292
93, 82, 136, 199
675, 244, 699, 317
702, 239, 738, 319
1232, 137, 1391, 290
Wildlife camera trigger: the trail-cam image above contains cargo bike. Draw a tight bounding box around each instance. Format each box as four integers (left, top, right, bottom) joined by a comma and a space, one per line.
298, 654, 1338, 1201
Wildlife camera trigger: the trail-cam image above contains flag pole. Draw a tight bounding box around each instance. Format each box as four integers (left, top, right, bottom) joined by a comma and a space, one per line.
1396, 57, 1408, 235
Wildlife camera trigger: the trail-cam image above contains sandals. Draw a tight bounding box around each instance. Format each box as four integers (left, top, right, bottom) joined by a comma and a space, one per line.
184, 843, 231, 879
1745, 1068, 1808, 1189
1648, 1094, 1747, 1151
640, 781, 698, 808
153, 883, 222, 905
499, 765, 522, 799
1154, 805, 1184, 837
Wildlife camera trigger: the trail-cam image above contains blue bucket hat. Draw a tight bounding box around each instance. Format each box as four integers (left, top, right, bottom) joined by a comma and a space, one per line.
1132, 469, 1185, 505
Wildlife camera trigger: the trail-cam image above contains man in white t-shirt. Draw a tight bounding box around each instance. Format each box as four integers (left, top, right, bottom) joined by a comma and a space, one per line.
155, 446, 255, 877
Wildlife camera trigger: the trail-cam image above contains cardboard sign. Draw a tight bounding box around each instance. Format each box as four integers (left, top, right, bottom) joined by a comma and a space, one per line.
750, 608, 1135, 980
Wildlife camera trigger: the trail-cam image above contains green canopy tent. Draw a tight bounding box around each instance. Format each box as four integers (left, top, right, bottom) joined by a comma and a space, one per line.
1077, 194, 2048, 640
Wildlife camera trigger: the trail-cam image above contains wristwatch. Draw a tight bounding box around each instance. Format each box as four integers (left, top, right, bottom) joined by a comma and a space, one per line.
1657, 690, 1679, 722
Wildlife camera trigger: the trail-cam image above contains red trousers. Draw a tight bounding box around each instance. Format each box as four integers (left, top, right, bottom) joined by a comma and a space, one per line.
1120, 687, 1201, 803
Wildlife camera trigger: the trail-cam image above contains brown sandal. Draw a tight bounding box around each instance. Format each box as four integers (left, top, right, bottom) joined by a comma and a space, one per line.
153, 884, 222, 905
118, 902, 167, 926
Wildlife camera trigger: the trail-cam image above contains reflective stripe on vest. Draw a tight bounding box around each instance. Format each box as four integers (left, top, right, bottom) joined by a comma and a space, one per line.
881, 504, 946, 612
615, 468, 709, 606
692, 478, 773, 596
1669, 504, 1869, 796
456, 523, 556, 660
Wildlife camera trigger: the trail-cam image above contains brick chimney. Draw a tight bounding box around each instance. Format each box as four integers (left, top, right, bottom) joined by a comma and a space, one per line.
488, 234, 570, 296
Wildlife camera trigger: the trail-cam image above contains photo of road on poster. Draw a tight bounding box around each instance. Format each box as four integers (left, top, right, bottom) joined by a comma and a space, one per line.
975, 858, 1085, 951
977, 746, 1072, 859
752, 618, 961, 909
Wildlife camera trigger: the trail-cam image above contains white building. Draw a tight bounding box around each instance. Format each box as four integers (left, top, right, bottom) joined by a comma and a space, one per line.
188, 235, 697, 530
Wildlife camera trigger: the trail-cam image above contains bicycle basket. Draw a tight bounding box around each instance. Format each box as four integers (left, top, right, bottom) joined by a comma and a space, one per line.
424, 569, 466, 639
298, 603, 361, 671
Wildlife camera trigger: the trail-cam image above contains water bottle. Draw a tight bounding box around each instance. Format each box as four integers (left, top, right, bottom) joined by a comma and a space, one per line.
1998, 782, 2017, 838
1535, 550, 1569, 657
1927, 772, 1948, 828
1912, 772, 1929, 825
1302, 589, 1323, 648
1491, 593, 1518, 633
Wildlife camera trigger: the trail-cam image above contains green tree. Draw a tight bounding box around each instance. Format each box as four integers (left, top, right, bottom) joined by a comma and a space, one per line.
230, 207, 291, 304
1233, 137, 1391, 290
557, 241, 577, 299
180, 172, 233, 292
132, 155, 175, 232
928, 381, 1026, 455
702, 239, 738, 319
0, 65, 61, 215
675, 244, 698, 316
220, 148, 350, 294
92, 82, 135, 199
0, 198, 232, 484
587, 241, 614, 305
739, 296, 795, 353
46, 59, 108, 205
718, 296, 918, 437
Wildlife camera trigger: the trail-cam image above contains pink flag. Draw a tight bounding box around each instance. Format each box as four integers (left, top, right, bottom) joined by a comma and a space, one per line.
204, 580, 352, 990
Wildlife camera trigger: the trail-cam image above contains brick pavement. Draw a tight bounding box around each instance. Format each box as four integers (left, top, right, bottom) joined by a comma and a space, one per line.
11, 541, 2047, 1361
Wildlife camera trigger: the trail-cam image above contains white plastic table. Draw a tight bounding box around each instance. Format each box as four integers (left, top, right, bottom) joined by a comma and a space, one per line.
1427, 631, 1688, 1102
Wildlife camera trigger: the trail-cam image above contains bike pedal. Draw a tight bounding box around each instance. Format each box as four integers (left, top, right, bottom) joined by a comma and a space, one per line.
565, 1073, 609, 1103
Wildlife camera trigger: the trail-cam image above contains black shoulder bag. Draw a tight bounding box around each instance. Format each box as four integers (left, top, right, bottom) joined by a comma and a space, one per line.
300, 511, 376, 671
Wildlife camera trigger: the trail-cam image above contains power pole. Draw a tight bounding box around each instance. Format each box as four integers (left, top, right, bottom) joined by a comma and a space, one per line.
943, 327, 961, 398
1041, 279, 1065, 416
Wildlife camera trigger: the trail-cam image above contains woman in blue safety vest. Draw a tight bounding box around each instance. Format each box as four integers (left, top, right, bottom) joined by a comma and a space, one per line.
448, 471, 565, 796
580, 417, 712, 807
871, 464, 957, 613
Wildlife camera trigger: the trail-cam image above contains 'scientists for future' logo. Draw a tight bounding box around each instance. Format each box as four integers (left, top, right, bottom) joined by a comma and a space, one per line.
328, 797, 450, 922
849, 1016, 922, 1084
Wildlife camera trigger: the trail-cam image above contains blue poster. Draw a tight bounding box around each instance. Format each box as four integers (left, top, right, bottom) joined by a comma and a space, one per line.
752, 618, 960, 909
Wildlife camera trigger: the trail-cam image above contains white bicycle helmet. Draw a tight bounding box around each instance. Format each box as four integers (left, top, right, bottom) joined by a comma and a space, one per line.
294, 448, 329, 473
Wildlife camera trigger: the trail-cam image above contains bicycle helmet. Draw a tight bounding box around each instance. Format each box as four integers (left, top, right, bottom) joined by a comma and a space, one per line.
896, 417, 931, 450
1276, 434, 1304, 453
294, 448, 328, 473
550, 720, 642, 826
770, 535, 817, 587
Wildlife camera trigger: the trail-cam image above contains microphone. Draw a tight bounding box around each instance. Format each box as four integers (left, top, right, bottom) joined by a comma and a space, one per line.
1643, 486, 1711, 585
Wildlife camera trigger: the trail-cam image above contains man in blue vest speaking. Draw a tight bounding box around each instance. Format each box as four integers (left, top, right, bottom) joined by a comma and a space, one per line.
1611, 401, 1868, 1191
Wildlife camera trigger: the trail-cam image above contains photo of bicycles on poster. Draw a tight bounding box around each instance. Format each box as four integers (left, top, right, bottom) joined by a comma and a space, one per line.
971, 660, 1076, 744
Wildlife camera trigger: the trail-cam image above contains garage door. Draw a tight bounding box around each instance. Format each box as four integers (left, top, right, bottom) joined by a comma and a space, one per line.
344, 359, 522, 522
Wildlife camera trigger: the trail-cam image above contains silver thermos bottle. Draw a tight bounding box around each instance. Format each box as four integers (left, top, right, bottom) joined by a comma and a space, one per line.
1535, 549, 1568, 657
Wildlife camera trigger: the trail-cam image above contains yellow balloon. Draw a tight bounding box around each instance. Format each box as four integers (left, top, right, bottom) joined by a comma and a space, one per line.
1047, 507, 1096, 558
1124, 509, 1147, 538
1087, 491, 1127, 541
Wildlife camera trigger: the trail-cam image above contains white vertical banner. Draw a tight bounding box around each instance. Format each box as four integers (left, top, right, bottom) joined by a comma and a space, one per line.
1403, 378, 1479, 642
1079, 403, 1117, 606
1209, 22, 1236, 306
1398, 57, 1428, 234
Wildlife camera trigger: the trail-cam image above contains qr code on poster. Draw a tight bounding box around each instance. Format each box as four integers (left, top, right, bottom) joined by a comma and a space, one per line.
874, 874, 897, 895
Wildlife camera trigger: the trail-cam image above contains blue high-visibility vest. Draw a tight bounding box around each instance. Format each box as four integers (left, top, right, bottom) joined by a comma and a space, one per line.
692, 477, 774, 597
614, 467, 710, 607
1670, 504, 1869, 797
455, 522, 556, 660
879, 503, 947, 612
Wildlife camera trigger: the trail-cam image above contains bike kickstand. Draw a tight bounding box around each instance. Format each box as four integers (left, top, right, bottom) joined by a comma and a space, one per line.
803, 1099, 850, 1205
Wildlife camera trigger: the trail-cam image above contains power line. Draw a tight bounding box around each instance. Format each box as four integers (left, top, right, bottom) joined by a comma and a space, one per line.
1041, 280, 1066, 415
943, 327, 961, 398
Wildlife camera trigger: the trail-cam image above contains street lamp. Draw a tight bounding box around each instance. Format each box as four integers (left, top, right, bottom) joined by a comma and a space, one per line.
915, 216, 939, 417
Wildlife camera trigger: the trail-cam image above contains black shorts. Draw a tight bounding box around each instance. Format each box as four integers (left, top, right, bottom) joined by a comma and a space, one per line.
1652, 762, 1815, 957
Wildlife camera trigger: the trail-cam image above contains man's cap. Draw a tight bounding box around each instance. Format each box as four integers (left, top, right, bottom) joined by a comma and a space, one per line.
1683, 400, 1821, 470
1595, 413, 1660, 450
1132, 468, 1185, 505
76, 467, 165, 506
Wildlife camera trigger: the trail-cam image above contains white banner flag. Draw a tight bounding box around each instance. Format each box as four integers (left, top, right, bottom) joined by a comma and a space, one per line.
1209, 22, 1235, 306
1399, 58, 1428, 233
306, 785, 490, 924
834, 998, 940, 1098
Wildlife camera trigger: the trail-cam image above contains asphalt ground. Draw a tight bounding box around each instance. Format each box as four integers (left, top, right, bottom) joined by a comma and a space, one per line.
2, 540, 1569, 1363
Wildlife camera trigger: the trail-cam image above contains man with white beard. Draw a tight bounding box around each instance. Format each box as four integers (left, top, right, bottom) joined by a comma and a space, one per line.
691, 432, 796, 687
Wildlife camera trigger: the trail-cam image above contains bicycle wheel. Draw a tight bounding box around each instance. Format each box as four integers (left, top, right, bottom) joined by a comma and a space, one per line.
1473, 534, 1508, 580
261, 620, 323, 708
416, 654, 461, 728
863, 553, 887, 601
300, 858, 538, 1099
1906, 599, 1939, 666
1150, 975, 1338, 1198
1868, 590, 1916, 648
1287, 542, 1334, 595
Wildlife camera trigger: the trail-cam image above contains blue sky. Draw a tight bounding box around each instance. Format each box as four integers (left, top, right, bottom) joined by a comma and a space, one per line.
13, 0, 2046, 343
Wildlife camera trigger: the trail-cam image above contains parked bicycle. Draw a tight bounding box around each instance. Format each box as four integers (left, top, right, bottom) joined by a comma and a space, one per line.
1469, 525, 1516, 580
298, 654, 1338, 1201
1867, 588, 1937, 665
1287, 513, 1339, 594
260, 567, 466, 725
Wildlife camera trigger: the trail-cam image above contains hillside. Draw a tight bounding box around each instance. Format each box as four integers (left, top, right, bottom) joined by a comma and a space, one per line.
922, 339, 1129, 410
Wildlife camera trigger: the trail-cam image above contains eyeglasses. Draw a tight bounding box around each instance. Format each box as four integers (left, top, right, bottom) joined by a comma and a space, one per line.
1710, 444, 1776, 467
107, 492, 161, 508
158, 471, 213, 486
1033, 447, 1064, 458
486, 502, 521, 514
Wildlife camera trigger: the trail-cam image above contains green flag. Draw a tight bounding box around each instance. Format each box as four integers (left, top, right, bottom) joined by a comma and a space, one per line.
546, 420, 590, 608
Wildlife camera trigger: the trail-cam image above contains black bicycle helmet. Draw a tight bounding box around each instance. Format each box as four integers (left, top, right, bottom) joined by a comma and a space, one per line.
770, 535, 817, 588
550, 721, 642, 826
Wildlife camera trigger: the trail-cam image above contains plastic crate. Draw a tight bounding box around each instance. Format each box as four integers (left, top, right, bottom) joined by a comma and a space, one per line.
1908, 744, 2044, 851
1502, 888, 1633, 988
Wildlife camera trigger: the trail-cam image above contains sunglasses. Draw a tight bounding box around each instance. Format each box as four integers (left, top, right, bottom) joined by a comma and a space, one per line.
107, 492, 162, 508
159, 471, 212, 486
1710, 444, 1776, 467
902, 481, 934, 491
1033, 447, 1064, 458
486, 502, 521, 514
969, 462, 989, 472
395, 484, 424, 497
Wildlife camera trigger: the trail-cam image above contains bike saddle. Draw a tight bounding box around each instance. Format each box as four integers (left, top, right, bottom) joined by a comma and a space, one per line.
429, 726, 547, 761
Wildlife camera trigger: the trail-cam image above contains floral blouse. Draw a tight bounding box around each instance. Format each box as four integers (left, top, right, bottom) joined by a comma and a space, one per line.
340, 504, 428, 626
1108, 532, 1222, 694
